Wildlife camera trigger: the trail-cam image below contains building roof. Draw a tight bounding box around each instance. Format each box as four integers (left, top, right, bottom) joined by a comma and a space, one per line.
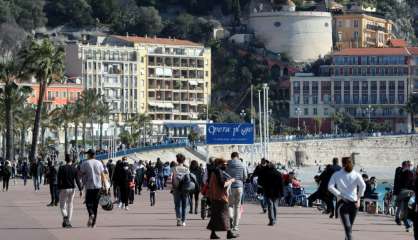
388, 39, 407, 48
113, 35, 202, 47
334, 48, 410, 56
407, 47, 418, 55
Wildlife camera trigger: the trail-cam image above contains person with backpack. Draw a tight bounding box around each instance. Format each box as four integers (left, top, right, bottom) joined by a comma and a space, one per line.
171, 154, 196, 227
189, 160, 203, 215
148, 177, 157, 206
135, 160, 145, 195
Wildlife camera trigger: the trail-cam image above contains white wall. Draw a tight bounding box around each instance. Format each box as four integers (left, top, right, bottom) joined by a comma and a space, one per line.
249, 11, 333, 62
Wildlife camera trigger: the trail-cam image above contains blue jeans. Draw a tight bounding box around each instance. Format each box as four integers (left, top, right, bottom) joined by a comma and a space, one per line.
173, 191, 188, 222
157, 176, 164, 190
33, 176, 40, 190
266, 197, 278, 223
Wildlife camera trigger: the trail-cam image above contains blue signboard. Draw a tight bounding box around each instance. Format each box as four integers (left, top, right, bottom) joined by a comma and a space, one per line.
206, 123, 254, 145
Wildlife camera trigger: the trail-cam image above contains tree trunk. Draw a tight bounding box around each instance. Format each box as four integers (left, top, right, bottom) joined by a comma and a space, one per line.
41, 127, 46, 149
82, 121, 86, 150
5, 84, 13, 161
20, 129, 25, 160
30, 82, 46, 162
73, 121, 79, 161
411, 113, 415, 132
99, 121, 103, 151
2, 131, 6, 159
91, 120, 95, 149
64, 124, 68, 155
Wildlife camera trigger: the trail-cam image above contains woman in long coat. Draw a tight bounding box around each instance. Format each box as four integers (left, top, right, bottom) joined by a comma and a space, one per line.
207, 158, 237, 239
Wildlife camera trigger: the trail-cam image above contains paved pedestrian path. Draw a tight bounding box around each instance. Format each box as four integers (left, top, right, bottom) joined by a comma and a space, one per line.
0, 180, 412, 240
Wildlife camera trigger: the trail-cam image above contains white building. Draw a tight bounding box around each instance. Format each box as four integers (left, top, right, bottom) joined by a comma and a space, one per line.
249, 3, 333, 62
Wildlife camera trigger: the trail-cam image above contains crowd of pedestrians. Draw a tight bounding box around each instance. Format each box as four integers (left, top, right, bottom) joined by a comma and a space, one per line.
4, 149, 418, 240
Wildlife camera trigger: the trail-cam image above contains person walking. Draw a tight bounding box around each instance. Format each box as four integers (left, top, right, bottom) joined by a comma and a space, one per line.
252, 158, 269, 213
397, 160, 415, 232
117, 158, 130, 210
2, 161, 11, 192
394, 161, 405, 225
328, 156, 366, 240
207, 158, 237, 239
225, 152, 247, 232
135, 160, 145, 195
189, 160, 203, 215
171, 153, 192, 227
21, 161, 29, 186
163, 162, 171, 188
46, 161, 59, 206
30, 160, 40, 191
259, 162, 283, 226
156, 158, 164, 190
57, 154, 83, 228
80, 149, 105, 228
148, 177, 157, 206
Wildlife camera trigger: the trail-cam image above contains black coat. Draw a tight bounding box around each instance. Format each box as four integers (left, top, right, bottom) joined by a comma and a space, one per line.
260, 165, 283, 199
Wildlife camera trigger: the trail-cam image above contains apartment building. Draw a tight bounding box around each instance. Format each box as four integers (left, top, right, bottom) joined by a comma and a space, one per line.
25, 79, 83, 111
65, 35, 211, 124
334, 13, 394, 50
290, 47, 418, 133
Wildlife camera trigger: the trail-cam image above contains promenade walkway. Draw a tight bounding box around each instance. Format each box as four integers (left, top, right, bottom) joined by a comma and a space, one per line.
0, 181, 412, 240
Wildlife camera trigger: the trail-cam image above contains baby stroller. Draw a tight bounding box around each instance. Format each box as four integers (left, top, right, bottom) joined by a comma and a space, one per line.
292, 187, 308, 207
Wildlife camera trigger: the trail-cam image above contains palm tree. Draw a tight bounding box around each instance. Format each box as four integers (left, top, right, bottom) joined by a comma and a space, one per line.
70, 101, 82, 151
96, 101, 111, 151
128, 113, 151, 146
405, 94, 418, 132
14, 100, 34, 160
20, 39, 64, 162
0, 56, 32, 161
50, 105, 72, 155
79, 89, 101, 149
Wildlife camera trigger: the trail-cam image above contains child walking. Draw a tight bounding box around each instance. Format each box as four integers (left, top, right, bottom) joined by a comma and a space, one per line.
148, 177, 157, 206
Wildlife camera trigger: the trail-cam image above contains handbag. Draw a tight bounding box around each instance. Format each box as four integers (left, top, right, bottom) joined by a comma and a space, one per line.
207, 174, 228, 204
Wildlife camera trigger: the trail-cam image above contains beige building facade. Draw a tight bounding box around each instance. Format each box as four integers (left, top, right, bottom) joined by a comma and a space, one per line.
334, 13, 394, 50
65, 35, 211, 124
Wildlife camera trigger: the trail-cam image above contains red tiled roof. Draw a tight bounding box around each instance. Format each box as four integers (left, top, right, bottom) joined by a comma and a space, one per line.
334, 48, 410, 56
388, 39, 407, 48
407, 47, 418, 55
113, 35, 202, 47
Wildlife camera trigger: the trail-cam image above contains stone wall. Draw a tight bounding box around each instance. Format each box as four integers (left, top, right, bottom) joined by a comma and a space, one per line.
208, 135, 418, 168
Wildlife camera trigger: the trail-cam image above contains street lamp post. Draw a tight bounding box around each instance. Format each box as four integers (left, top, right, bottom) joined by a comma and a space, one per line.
365, 104, 374, 123
240, 109, 246, 122
295, 107, 302, 131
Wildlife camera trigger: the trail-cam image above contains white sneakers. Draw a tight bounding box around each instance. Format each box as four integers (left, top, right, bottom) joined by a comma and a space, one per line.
124, 206, 129, 211
176, 219, 186, 226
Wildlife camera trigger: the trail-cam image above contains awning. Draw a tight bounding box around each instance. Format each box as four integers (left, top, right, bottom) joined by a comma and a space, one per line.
189, 102, 198, 106
149, 102, 158, 107
161, 103, 174, 108
189, 80, 198, 86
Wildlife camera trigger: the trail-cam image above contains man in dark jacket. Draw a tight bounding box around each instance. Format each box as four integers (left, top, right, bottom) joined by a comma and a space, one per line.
135, 160, 145, 195
30, 161, 40, 191
252, 158, 269, 213
394, 162, 406, 225
46, 161, 59, 206
57, 154, 82, 228
260, 162, 283, 226
397, 161, 415, 231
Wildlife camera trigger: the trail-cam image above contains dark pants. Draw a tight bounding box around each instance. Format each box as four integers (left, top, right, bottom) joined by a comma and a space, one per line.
189, 191, 199, 213
135, 180, 143, 194
129, 189, 134, 204
49, 184, 59, 204
163, 176, 169, 187
266, 197, 278, 223
85, 189, 101, 224
2, 176, 10, 191
150, 191, 156, 206
338, 201, 358, 240
119, 185, 129, 207
414, 210, 418, 240
22, 174, 28, 186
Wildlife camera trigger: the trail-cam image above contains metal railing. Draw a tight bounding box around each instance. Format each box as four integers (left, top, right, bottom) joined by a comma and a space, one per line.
95, 142, 188, 161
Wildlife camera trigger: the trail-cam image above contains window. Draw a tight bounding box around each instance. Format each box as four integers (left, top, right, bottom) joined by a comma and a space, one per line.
338, 32, 343, 41
353, 20, 359, 28
313, 108, 318, 115
324, 108, 329, 116
274, 22, 281, 27
304, 108, 309, 116
338, 21, 343, 28
353, 31, 359, 40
